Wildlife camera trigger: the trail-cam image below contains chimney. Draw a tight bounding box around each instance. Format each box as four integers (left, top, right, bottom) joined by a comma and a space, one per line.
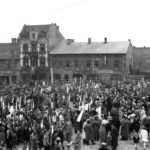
71, 39, 74, 43
104, 37, 107, 44
11, 38, 17, 44
88, 38, 91, 44
67, 39, 71, 45
56, 26, 59, 30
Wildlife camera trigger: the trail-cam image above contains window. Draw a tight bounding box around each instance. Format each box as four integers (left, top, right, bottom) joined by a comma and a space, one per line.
23, 44, 28, 52
86, 60, 91, 68
31, 56, 38, 66
58, 60, 63, 67
40, 43, 45, 52
65, 60, 70, 68
74, 60, 79, 68
114, 60, 119, 68
32, 33, 36, 39
31, 42, 37, 52
40, 57, 45, 67
94, 60, 99, 68
23, 57, 29, 66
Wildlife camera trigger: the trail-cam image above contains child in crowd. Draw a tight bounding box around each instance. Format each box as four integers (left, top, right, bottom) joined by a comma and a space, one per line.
106, 131, 112, 150
133, 131, 139, 150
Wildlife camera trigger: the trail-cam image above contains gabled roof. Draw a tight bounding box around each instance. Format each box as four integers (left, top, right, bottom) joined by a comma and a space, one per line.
50, 41, 130, 54
21, 24, 51, 33
0, 43, 20, 59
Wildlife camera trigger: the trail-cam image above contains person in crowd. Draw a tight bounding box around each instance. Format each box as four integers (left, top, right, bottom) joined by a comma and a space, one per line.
99, 124, 107, 148
120, 115, 130, 140
111, 124, 118, 150
106, 131, 112, 150
139, 126, 149, 150
73, 130, 81, 150
54, 137, 62, 150
84, 119, 95, 145
133, 131, 139, 150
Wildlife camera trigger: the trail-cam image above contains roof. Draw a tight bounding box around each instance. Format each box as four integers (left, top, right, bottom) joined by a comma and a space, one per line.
22, 24, 51, 33
50, 41, 130, 54
0, 43, 20, 59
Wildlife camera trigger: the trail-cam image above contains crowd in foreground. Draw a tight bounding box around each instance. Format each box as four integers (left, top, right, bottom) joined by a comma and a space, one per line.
0, 79, 149, 150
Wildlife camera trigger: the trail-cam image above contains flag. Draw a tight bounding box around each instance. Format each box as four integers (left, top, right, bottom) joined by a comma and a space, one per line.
51, 125, 54, 135
40, 119, 44, 128
96, 106, 102, 119
77, 108, 84, 122
66, 85, 69, 93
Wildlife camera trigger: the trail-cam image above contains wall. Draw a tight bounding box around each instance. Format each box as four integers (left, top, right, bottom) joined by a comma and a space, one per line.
50, 53, 126, 81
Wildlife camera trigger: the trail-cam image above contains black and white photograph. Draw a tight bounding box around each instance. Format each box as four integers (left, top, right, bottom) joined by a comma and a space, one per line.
0, 0, 150, 150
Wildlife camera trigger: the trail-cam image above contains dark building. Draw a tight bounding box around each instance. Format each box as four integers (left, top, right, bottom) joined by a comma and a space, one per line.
0, 39, 20, 84
133, 46, 150, 80
50, 38, 133, 81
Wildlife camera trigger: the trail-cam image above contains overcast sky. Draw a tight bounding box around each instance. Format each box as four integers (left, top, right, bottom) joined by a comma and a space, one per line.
0, 0, 150, 46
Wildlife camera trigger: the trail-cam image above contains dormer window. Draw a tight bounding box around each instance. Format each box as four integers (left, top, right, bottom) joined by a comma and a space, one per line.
32, 33, 36, 39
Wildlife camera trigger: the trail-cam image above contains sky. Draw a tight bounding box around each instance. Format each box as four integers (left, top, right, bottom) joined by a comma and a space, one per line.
0, 0, 150, 47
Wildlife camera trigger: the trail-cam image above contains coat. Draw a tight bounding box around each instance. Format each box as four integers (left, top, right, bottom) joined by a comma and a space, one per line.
139, 129, 148, 142
84, 123, 93, 141
121, 118, 130, 138
74, 133, 81, 150
111, 126, 118, 148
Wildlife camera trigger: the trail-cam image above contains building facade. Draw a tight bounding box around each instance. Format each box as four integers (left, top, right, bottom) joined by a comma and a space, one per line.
18, 23, 65, 82
0, 39, 20, 84
3, 23, 150, 83
50, 38, 133, 81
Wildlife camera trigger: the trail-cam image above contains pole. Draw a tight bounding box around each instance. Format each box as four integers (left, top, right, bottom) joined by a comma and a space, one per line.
50, 67, 53, 83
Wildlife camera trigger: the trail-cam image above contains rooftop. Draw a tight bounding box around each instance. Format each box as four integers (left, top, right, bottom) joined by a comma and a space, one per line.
50, 41, 130, 54
0, 43, 20, 59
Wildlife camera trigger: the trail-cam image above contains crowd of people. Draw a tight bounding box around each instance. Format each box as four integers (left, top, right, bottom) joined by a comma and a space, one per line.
0, 78, 149, 150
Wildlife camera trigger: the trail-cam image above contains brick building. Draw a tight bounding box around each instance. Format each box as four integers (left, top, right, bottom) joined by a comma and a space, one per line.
50, 38, 133, 81
0, 23, 137, 83
0, 39, 20, 84
18, 23, 65, 82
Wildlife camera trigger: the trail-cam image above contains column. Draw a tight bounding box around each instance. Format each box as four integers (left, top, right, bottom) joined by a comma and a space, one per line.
50, 67, 53, 83
104, 56, 107, 66
45, 53, 48, 67
20, 53, 24, 67
28, 43, 31, 52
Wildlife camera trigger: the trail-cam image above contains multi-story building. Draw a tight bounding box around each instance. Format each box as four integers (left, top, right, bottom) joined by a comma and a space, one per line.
18, 23, 65, 82
132, 46, 150, 80
1, 23, 147, 83
50, 38, 133, 81
0, 39, 20, 84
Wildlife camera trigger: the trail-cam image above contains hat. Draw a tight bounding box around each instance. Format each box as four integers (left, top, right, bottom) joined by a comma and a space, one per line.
56, 137, 61, 141
101, 142, 107, 146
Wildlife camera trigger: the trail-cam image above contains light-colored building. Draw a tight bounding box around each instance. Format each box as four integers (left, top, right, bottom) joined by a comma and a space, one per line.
50, 38, 133, 81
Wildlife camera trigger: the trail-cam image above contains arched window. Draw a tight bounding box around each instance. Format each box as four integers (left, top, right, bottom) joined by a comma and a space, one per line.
23, 57, 29, 66
32, 33, 36, 39
40, 56, 45, 67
